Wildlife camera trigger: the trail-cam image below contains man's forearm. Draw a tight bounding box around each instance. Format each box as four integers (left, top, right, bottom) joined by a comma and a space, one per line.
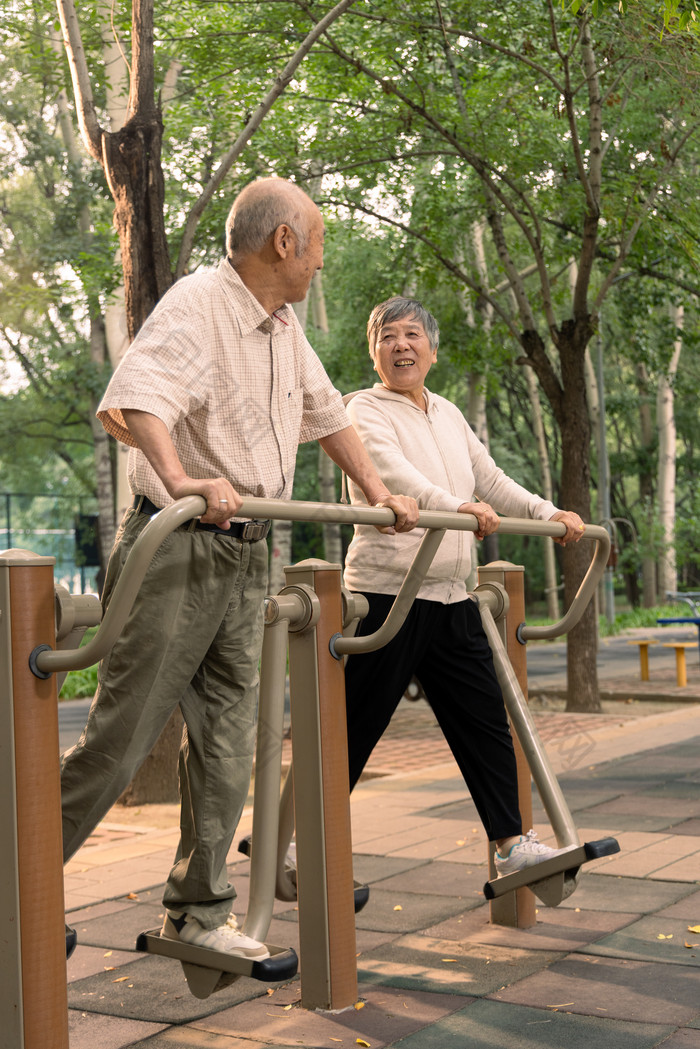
121, 410, 187, 495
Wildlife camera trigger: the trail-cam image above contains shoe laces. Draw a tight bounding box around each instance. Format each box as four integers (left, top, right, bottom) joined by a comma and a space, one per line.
515, 829, 551, 855
218, 914, 243, 938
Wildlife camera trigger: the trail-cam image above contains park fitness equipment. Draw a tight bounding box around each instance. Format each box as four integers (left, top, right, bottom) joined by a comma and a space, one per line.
3, 495, 617, 1044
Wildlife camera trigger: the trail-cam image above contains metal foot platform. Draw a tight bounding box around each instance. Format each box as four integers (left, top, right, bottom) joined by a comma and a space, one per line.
237, 834, 371, 913
135, 929, 298, 999
483, 837, 620, 906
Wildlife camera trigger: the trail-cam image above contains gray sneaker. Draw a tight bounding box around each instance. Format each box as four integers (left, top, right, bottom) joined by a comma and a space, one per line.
494, 830, 577, 877
162, 911, 269, 960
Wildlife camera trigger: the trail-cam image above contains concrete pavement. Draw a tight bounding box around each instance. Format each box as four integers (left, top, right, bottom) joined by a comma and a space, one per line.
61, 646, 700, 1049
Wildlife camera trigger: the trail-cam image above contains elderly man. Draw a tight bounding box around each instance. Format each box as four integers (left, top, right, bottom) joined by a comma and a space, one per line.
60, 181, 417, 961
343, 296, 583, 877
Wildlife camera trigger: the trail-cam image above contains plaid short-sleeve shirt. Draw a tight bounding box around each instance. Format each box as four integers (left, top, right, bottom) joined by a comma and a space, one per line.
97, 259, 349, 509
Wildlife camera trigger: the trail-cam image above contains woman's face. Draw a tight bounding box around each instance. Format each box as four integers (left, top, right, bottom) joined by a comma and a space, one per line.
371, 315, 437, 407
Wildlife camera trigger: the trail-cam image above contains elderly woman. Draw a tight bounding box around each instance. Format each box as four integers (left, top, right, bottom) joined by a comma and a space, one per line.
343, 296, 584, 875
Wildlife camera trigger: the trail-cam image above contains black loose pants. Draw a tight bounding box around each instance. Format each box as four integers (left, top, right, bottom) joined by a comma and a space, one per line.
344, 593, 523, 842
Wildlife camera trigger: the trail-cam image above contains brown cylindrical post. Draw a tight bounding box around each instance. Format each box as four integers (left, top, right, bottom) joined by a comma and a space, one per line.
0, 550, 69, 1048
284, 559, 357, 1011
477, 561, 537, 929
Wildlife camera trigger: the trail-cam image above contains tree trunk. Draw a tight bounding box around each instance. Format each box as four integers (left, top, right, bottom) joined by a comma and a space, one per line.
657, 305, 683, 599
319, 447, 343, 565
269, 520, 293, 594
524, 365, 559, 621
53, 63, 116, 573
102, 115, 172, 339
522, 319, 601, 713
118, 709, 182, 805
636, 361, 657, 606
88, 315, 117, 571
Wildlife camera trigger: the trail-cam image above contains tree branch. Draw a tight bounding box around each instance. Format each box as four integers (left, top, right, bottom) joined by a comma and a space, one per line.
594, 121, 700, 310
324, 195, 522, 341
55, 0, 104, 160
174, 0, 358, 278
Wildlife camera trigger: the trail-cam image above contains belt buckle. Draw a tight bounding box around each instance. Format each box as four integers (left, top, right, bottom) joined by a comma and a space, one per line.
241, 519, 266, 542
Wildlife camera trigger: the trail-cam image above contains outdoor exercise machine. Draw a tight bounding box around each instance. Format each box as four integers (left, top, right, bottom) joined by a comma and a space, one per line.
2, 495, 618, 1046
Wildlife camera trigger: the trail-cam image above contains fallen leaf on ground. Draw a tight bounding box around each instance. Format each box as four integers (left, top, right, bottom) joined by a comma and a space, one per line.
125, 892, 139, 900
657, 934, 673, 940
393, 905, 402, 911
356, 1041, 371, 1048
354, 1001, 365, 1010
688, 924, 700, 934
112, 977, 129, 983
685, 941, 700, 949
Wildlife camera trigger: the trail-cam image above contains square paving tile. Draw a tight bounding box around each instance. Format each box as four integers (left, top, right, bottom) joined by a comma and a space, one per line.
68, 1010, 168, 1049
389, 998, 674, 1049
356, 933, 563, 995
583, 914, 700, 966
67, 953, 275, 1024
71, 897, 167, 951
369, 859, 487, 900
671, 819, 700, 837
556, 874, 694, 913
68, 943, 139, 983
656, 887, 700, 919
127, 1029, 270, 1047
352, 854, 428, 886
491, 953, 700, 1025
353, 887, 471, 933
424, 905, 639, 954
648, 1031, 700, 1048
191, 981, 467, 1047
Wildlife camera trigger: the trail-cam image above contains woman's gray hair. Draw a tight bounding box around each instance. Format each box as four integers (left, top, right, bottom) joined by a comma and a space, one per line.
367, 296, 440, 356
226, 179, 309, 258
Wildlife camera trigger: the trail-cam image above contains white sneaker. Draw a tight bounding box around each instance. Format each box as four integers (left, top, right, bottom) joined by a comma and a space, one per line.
494, 830, 577, 877
161, 911, 269, 960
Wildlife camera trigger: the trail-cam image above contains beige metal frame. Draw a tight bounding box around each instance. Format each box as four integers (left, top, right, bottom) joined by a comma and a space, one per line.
14, 496, 612, 1022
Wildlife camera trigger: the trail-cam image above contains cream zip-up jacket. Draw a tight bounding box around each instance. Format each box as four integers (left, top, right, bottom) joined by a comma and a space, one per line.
343, 385, 559, 603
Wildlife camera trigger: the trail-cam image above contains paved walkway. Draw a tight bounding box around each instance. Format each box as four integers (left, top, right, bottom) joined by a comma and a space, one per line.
63, 662, 700, 1049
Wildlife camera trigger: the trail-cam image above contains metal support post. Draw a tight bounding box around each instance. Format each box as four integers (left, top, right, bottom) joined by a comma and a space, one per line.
477, 561, 536, 930
284, 559, 357, 1012
0, 550, 69, 1049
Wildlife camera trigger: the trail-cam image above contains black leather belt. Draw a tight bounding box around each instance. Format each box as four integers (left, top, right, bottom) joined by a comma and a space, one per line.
132, 495, 271, 542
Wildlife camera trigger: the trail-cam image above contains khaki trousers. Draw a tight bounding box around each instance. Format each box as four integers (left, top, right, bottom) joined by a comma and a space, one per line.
61, 506, 267, 928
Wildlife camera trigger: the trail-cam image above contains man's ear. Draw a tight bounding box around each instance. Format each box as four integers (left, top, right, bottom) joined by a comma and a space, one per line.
272, 224, 293, 259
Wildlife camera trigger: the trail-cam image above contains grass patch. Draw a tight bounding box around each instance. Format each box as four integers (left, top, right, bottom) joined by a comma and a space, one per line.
526, 604, 692, 638
58, 626, 98, 700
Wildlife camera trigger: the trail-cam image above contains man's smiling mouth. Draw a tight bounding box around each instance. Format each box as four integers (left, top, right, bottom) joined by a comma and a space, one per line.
394, 360, 414, 367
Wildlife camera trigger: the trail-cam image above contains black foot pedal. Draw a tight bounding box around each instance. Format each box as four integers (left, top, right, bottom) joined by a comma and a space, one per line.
66, 924, 77, 959
136, 928, 298, 998
483, 837, 620, 906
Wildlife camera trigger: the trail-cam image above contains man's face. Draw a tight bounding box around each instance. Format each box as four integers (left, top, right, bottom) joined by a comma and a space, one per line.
283, 210, 325, 303
372, 315, 437, 403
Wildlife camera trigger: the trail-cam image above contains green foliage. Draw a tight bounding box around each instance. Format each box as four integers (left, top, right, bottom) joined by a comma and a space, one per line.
59, 664, 98, 700
59, 627, 99, 699
569, 0, 700, 32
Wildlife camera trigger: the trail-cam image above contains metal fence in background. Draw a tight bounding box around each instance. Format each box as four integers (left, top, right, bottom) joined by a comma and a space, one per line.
0, 492, 100, 594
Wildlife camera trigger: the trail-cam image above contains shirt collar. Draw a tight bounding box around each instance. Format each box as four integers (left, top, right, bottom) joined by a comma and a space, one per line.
217, 258, 294, 336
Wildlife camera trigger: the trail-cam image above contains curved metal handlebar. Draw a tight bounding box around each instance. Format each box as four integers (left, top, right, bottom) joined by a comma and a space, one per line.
32, 496, 610, 675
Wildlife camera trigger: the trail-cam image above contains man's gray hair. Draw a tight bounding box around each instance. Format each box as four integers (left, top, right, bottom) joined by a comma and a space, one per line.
367, 296, 440, 356
226, 180, 309, 258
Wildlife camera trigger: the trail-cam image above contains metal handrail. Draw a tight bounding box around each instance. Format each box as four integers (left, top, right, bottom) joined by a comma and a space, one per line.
31, 496, 610, 675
